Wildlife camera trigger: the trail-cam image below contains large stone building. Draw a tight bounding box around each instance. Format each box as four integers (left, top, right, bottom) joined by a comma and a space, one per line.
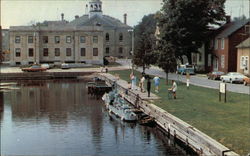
9, 0, 132, 66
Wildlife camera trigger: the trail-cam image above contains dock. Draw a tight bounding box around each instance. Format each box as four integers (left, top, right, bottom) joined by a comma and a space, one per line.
98, 73, 238, 156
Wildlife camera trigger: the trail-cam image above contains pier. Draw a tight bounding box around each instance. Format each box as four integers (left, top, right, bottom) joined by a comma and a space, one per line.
98, 73, 238, 156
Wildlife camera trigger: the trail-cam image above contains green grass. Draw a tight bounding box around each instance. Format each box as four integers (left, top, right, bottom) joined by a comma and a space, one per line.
110, 69, 250, 155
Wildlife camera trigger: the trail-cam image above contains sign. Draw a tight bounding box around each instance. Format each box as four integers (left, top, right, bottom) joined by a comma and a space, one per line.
219, 83, 227, 103
219, 83, 226, 93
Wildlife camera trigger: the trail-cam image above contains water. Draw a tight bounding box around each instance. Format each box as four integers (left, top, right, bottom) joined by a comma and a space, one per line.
0, 80, 193, 156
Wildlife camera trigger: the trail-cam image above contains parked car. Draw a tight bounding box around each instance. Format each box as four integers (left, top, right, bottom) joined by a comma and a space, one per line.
41, 63, 50, 69
243, 76, 250, 86
177, 64, 195, 75
207, 71, 225, 80
220, 72, 247, 83
61, 63, 70, 69
22, 64, 47, 72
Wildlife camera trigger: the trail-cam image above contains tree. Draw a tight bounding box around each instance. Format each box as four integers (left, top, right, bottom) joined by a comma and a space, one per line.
133, 14, 158, 73
157, 0, 226, 64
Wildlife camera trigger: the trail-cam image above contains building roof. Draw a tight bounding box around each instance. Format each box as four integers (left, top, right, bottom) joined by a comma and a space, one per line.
68, 14, 131, 29
236, 37, 250, 48
216, 19, 250, 38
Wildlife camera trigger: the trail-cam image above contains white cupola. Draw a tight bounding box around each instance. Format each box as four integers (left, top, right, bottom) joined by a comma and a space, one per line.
89, 0, 103, 18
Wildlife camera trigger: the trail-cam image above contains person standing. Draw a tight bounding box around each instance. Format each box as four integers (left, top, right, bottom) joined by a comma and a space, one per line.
153, 76, 160, 93
146, 76, 151, 97
140, 75, 145, 92
130, 73, 137, 90
171, 80, 177, 99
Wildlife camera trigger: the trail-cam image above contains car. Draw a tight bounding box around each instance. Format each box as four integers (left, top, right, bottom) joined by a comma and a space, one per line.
61, 63, 70, 69
22, 64, 47, 72
207, 71, 225, 80
220, 72, 247, 83
243, 76, 250, 86
41, 64, 50, 69
177, 64, 195, 75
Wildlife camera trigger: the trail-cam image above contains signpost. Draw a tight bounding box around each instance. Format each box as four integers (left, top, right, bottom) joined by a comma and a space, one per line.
219, 83, 227, 103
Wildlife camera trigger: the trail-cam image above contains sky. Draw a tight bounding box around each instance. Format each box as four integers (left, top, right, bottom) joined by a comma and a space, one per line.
1, 0, 249, 29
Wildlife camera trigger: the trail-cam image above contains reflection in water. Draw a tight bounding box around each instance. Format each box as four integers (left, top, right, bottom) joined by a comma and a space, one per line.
1, 80, 192, 156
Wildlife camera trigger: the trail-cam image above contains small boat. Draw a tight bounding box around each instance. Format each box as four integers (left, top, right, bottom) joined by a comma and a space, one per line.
102, 89, 137, 122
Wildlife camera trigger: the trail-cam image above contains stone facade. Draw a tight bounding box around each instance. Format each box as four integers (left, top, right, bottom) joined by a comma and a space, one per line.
9, 0, 132, 66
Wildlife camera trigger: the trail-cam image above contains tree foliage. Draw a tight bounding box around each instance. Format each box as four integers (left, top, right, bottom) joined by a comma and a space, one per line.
156, 0, 226, 64
133, 14, 157, 72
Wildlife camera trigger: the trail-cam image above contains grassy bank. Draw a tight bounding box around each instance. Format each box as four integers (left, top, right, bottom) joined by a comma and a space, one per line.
110, 69, 250, 155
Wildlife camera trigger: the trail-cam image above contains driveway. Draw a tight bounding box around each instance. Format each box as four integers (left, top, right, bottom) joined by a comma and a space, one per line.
117, 59, 250, 95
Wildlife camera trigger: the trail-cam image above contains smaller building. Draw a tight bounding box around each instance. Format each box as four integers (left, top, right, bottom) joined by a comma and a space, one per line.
237, 37, 250, 75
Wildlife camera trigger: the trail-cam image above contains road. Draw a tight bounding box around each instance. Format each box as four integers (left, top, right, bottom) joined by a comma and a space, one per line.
117, 59, 250, 95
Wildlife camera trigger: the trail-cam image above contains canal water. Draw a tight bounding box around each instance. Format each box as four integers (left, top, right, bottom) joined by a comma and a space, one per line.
0, 80, 193, 156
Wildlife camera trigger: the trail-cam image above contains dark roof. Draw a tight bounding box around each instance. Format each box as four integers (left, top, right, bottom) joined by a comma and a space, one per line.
216, 19, 250, 38
236, 37, 250, 48
68, 14, 131, 29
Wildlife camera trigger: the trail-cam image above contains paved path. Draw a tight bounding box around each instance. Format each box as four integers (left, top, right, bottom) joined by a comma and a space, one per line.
117, 59, 250, 95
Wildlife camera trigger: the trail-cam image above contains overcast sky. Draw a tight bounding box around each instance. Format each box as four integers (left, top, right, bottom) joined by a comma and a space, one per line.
1, 0, 249, 29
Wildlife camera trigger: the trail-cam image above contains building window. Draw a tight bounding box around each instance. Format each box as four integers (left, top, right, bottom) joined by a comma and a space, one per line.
66, 36, 71, 43
119, 33, 123, 42
221, 38, 225, 49
80, 36, 86, 43
198, 53, 202, 62
106, 33, 109, 42
119, 47, 123, 53
215, 39, 218, 50
43, 48, 49, 56
93, 36, 98, 43
28, 36, 33, 43
55, 48, 60, 56
208, 54, 211, 67
93, 48, 98, 56
106, 47, 109, 54
28, 48, 34, 57
240, 56, 249, 69
221, 55, 225, 68
55, 36, 60, 44
245, 25, 250, 34
15, 48, 21, 57
81, 48, 86, 56
43, 36, 48, 43
15, 36, 21, 43
66, 48, 71, 56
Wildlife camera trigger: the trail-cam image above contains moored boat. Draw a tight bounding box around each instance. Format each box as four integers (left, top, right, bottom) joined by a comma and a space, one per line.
102, 89, 137, 122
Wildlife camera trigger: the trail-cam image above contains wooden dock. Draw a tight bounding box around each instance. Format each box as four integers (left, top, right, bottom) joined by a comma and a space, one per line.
98, 73, 238, 156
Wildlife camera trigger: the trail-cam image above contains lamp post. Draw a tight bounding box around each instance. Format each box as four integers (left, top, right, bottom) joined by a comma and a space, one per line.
33, 31, 36, 64
128, 29, 134, 73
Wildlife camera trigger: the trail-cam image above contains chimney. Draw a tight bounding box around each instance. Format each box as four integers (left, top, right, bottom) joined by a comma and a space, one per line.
226, 15, 231, 23
75, 15, 79, 19
123, 13, 127, 25
61, 13, 64, 21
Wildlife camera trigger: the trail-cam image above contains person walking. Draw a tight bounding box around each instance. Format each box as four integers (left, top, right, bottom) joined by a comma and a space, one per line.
171, 80, 177, 99
153, 76, 160, 93
146, 76, 151, 97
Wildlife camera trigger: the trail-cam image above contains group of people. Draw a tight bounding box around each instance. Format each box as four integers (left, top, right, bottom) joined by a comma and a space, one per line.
128, 72, 177, 99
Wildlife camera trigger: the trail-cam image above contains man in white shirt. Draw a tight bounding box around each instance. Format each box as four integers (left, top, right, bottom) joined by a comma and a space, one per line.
171, 80, 177, 99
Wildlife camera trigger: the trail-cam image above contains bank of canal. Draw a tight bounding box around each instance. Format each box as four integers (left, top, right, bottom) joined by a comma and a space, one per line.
0, 80, 195, 156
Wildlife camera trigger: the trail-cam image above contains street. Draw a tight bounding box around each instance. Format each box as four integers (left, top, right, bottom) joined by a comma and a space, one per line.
117, 59, 250, 95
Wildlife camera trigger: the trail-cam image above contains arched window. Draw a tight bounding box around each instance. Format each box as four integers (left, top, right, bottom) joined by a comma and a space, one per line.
99, 5, 102, 10
106, 33, 109, 42
119, 33, 123, 42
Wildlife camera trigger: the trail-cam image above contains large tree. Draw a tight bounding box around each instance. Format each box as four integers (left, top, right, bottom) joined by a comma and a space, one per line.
133, 14, 157, 73
157, 0, 226, 64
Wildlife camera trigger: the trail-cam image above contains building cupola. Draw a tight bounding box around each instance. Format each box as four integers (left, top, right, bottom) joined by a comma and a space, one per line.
89, 0, 103, 18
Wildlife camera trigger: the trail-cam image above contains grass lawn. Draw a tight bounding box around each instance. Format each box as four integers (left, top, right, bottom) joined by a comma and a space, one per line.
110, 69, 250, 155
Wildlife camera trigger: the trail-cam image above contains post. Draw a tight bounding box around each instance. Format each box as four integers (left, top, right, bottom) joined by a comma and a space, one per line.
128, 29, 134, 73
